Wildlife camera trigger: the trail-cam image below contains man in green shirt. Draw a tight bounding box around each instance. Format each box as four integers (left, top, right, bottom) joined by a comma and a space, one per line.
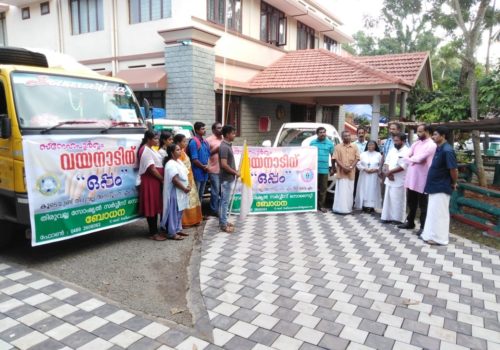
310, 127, 334, 213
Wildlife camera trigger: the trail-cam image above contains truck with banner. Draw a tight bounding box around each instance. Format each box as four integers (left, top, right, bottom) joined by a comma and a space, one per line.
0, 47, 146, 246
231, 146, 318, 214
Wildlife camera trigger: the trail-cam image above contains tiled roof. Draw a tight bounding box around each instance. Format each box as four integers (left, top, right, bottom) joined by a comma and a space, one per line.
247, 49, 429, 91
352, 52, 429, 86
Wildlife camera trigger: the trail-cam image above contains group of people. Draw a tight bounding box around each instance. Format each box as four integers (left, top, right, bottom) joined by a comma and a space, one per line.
312, 122, 458, 246
137, 122, 239, 241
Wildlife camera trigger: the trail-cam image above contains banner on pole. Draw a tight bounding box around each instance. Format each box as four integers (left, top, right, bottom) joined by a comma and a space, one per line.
231, 146, 317, 214
22, 135, 142, 246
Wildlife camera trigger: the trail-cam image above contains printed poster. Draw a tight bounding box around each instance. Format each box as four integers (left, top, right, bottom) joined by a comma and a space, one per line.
231, 146, 318, 214
22, 135, 142, 246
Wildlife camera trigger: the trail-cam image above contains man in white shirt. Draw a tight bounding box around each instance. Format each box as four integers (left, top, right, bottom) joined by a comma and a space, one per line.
381, 133, 409, 224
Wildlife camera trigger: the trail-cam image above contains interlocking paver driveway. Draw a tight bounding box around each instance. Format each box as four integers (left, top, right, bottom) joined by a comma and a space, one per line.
200, 212, 500, 350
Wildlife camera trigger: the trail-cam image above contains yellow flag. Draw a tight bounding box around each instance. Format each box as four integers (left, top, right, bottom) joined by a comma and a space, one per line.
239, 141, 253, 220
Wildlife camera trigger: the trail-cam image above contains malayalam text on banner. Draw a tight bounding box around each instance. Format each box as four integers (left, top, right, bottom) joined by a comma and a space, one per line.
22, 135, 142, 246
231, 146, 318, 214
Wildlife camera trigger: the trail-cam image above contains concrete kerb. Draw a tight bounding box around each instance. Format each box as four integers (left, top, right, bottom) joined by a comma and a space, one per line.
186, 222, 214, 343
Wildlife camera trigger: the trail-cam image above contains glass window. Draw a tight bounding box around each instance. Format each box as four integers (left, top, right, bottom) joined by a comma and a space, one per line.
215, 94, 241, 136
207, 0, 242, 32
11, 73, 141, 129
70, 0, 104, 35
0, 13, 6, 46
260, 1, 286, 46
22, 7, 30, 20
41, 2, 50, 15
324, 36, 338, 53
297, 21, 315, 50
129, 0, 171, 24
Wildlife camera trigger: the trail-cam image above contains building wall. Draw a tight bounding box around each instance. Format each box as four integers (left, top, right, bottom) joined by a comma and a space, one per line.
237, 96, 291, 146
165, 44, 215, 126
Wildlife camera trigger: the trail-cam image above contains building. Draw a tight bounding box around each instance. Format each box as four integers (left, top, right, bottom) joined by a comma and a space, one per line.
0, 0, 432, 144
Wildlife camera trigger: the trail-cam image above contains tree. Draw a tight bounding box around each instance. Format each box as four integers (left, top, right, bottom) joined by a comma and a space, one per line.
431, 0, 492, 186
345, 0, 440, 55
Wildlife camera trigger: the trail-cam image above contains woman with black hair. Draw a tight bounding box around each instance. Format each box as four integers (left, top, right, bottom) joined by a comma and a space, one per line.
158, 131, 174, 159
354, 140, 382, 213
174, 134, 202, 227
160, 143, 191, 240
138, 130, 166, 241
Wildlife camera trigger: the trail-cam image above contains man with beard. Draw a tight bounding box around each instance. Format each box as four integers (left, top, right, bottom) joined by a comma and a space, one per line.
381, 133, 409, 224
399, 124, 437, 235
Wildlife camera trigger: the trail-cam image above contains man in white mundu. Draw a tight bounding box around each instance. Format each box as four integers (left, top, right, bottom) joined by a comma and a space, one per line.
381, 133, 409, 224
332, 131, 360, 214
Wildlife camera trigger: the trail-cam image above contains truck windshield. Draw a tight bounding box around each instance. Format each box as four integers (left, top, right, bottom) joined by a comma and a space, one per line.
11, 72, 142, 129
277, 128, 318, 146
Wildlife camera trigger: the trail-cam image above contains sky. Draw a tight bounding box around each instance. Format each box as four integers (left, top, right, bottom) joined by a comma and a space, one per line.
315, 0, 499, 63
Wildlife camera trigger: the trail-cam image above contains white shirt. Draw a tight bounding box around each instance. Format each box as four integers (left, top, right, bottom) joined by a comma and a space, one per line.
139, 146, 163, 175
384, 145, 409, 187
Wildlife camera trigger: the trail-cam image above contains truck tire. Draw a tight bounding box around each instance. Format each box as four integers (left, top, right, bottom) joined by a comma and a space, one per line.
0, 47, 48, 68
0, 221, 14, 249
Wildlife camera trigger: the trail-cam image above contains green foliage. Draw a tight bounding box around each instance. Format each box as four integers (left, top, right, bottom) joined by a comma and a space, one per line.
408, 62, 500, 121
347, 0, 440, 56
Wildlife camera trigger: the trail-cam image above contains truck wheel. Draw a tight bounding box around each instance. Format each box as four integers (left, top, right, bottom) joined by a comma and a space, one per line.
0, 221, 14, 249
0, 47, 48, 68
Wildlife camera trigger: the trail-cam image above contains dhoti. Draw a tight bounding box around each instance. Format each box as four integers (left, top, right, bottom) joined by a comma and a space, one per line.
332, 178, 354, 214
421, 193, 450, 245
381, 186, 406, 222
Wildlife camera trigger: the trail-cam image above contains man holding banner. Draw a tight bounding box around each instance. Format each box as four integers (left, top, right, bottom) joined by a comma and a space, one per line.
219, 125, 239, 233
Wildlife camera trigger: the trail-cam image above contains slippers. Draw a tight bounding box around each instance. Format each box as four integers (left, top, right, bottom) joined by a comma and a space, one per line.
149, 234, 167, 241
220, 226, 234, 233
227, 223, 235, 227
426, 240, 442, 246
177, 232, 189, 237
168, 234, 184, 240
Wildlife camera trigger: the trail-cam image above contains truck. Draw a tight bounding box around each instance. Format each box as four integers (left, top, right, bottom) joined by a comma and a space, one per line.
0, 47, 146, 247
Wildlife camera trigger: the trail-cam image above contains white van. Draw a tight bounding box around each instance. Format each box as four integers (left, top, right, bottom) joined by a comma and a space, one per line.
263, 122, 341, 195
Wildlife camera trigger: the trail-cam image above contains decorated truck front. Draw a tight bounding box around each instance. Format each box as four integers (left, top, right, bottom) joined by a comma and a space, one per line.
0, 55, 145, 246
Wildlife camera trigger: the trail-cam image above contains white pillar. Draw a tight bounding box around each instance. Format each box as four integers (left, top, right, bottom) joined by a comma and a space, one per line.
371, 95, 381, 141
315, 104, 323, 123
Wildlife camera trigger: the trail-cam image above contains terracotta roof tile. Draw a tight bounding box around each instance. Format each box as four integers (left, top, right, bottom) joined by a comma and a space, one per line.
351, 52, 429, 85
218, 49, 430, 92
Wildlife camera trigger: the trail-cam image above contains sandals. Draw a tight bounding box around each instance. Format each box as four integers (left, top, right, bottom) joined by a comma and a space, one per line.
177, 232, 189, 237
168, 234, 184, 240
149, 233, 167, 241
220, 226, 234, 233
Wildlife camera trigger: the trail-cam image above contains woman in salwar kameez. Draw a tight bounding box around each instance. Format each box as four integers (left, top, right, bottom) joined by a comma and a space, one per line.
174, 134, 203, 227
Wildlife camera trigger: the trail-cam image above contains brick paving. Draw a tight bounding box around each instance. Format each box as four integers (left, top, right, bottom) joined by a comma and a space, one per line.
0, 211, 499, 349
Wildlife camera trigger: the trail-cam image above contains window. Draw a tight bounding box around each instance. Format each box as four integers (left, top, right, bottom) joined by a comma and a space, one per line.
129, 0, 171, 24
260, 1, 286, 46
0, 13, 6, 46
297, 21, 315, 50
216, 94, 241, 136
41, 2, 50, 15
21, 7, 30, 20
134, 90, 165, 109
207, 0, 241, 32
324, 36, 338, 53
70, 0, 104, 35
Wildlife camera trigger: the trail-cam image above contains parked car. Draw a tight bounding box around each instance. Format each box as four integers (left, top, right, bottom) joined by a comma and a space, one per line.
262, 122, 341, 195
145, 118, 195, 139
456, 134, 500, 154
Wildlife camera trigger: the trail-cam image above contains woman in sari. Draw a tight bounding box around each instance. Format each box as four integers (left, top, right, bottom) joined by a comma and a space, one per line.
174, 134, 203, 227
161, 144, 191, 240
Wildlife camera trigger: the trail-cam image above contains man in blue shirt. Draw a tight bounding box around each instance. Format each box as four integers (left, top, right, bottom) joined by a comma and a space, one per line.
310, 127, 334, 213
383, 122, 403, 158
420, 126, 458, 246
189, 122, 211, 204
